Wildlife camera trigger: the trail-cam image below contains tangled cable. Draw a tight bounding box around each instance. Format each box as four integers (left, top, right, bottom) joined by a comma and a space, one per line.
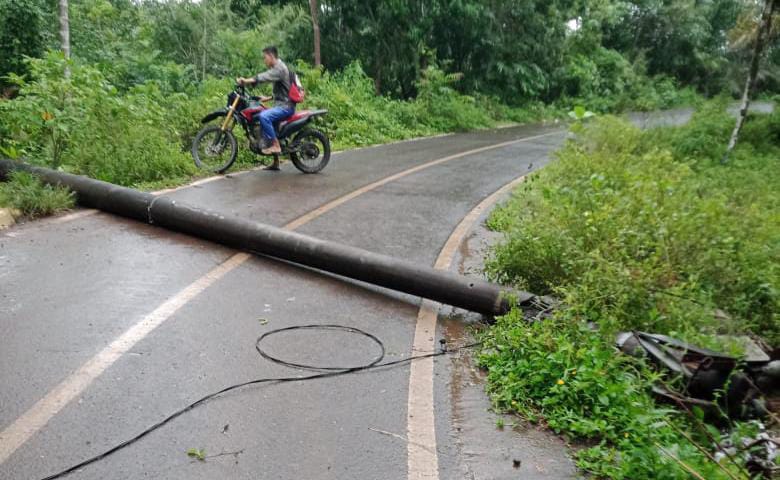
40, 324, 479, 480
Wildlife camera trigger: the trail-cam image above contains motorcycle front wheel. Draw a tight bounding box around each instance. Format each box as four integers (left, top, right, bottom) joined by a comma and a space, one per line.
290, 129, 331, 174
192, 125, 238, 174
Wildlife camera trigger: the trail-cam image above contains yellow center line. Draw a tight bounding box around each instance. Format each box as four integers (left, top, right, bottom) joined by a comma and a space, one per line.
0, 130, 561, 465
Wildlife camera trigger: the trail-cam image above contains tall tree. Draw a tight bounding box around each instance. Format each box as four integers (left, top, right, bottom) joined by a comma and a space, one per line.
309, 0, 321, 66
0, 0, 45, 91
600, 0, 743, 95
58, 0, 70, 77
724, 0, 777, 162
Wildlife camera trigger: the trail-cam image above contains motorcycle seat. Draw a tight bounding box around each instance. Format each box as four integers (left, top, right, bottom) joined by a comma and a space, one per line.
278, 111, 310, 129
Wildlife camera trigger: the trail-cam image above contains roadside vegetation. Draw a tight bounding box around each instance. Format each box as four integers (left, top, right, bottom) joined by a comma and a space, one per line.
0, 171, 74, 217
1, 0, 767, 212
481, 101, 779, 478
0, 0, 776, 476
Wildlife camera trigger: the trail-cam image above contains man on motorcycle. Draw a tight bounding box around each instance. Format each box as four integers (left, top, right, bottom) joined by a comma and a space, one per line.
236, 45, 294, 168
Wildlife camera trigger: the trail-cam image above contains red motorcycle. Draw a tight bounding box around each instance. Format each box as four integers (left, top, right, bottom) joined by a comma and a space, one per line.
192, 84, 330, 174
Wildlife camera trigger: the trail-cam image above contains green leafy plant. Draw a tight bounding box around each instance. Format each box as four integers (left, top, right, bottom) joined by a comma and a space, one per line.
479, 309, 757, 479
0, 53, 196, 186
186, 448, 206, 461
0, 171, 75, 218
568, 105, 595, 121
0, 0, 46, 88
488, 105, 779, 343
482, 102, 779, 478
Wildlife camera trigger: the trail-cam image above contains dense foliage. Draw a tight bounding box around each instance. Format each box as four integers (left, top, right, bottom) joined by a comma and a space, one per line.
298, 0, 764, 102
488, 102, 779, 343
0, 171, 74, 217
2, 0, 775, 104
0, 53, 544, 192
0, 1, 776, 476
1, 0, 764, 197
0, 0, 46, 93
0, 0, 773, 195
482, 103, 779, 477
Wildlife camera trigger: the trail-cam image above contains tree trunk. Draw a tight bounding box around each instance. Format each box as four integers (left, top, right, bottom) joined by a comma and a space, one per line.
58, 0, 70, 78
374, 63, 382, 95
724, 0, 775, 163
309, 0, 321, 67
202, 10, 207, 82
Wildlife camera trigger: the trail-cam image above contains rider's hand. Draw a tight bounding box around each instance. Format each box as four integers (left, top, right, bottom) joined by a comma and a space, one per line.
236, 77, 244, 86
260, 95, 272, 102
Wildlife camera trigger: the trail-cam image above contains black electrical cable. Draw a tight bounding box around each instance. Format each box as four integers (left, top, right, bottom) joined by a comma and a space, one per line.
255, 324, 385, 371
39, 324, 480, 480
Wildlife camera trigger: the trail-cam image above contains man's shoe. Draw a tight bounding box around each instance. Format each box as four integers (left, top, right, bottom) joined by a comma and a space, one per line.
261, 140, 282, 155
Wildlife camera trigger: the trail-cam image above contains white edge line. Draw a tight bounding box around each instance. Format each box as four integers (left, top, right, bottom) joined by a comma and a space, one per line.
406, 174, 528, 480
0, 132, 559, 466
0, 252, 251, 464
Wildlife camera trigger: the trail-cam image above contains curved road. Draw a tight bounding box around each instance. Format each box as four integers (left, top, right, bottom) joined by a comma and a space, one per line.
1, 124, 573, 479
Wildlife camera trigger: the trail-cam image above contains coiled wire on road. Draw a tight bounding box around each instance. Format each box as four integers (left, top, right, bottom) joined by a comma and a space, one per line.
39, 324, 478, 480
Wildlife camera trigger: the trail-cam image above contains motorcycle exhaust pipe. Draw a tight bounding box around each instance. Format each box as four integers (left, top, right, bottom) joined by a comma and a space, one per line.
0, 158, 532, 316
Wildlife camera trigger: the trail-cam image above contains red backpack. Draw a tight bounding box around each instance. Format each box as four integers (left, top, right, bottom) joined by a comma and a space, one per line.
288, 69, 305, 103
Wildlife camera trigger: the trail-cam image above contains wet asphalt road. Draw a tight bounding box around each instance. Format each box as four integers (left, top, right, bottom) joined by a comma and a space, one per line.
1, 122, 570, 480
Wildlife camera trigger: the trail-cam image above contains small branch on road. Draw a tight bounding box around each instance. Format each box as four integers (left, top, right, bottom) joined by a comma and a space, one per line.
205, 449, 244, 460
368, 427, 438, 455
368, 427, 408, 442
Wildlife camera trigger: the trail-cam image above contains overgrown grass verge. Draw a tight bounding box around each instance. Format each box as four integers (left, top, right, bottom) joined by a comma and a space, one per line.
480, 101, 778, 478
0, 171, 74, 218
0, 53, 700, 218
0, 54, 561, 193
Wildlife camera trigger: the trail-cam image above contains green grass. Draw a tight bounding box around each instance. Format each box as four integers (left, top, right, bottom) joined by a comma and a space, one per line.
479, 312, 756, 479
481, 101, 779, 478
1, 53, 692, 205
488, 102, 778, 344
0, 171, 74, 218
0, 55, 560, 195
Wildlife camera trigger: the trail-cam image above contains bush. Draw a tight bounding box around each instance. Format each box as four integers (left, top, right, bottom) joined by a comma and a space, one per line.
479, 311, 749, 479
482, 102, 778, 478
0, 171, 74, 217
488, 106, 779, 342
414, 66, 493, 131
555, 45, 702, 113
0, 52, 561, 197
0, 53, 196, 187
558, 47, 638, 111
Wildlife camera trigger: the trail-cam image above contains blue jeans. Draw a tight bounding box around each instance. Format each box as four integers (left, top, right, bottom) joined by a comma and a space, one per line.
255, 106, 295, 141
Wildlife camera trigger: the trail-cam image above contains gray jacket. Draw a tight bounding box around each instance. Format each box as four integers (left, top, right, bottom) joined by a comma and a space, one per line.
255, 59, 294, 109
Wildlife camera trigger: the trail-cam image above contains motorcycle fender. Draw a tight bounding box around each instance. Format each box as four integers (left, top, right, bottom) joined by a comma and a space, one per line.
278, 118, 311, 139
200, 108, 228, 124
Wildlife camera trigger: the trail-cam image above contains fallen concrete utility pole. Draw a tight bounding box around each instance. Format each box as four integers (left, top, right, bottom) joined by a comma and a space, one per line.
1, 159, 532, 316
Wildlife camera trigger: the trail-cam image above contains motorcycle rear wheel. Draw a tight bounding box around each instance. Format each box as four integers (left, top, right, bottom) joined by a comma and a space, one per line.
290, 129, 331, 174
192, 125, 238, 174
